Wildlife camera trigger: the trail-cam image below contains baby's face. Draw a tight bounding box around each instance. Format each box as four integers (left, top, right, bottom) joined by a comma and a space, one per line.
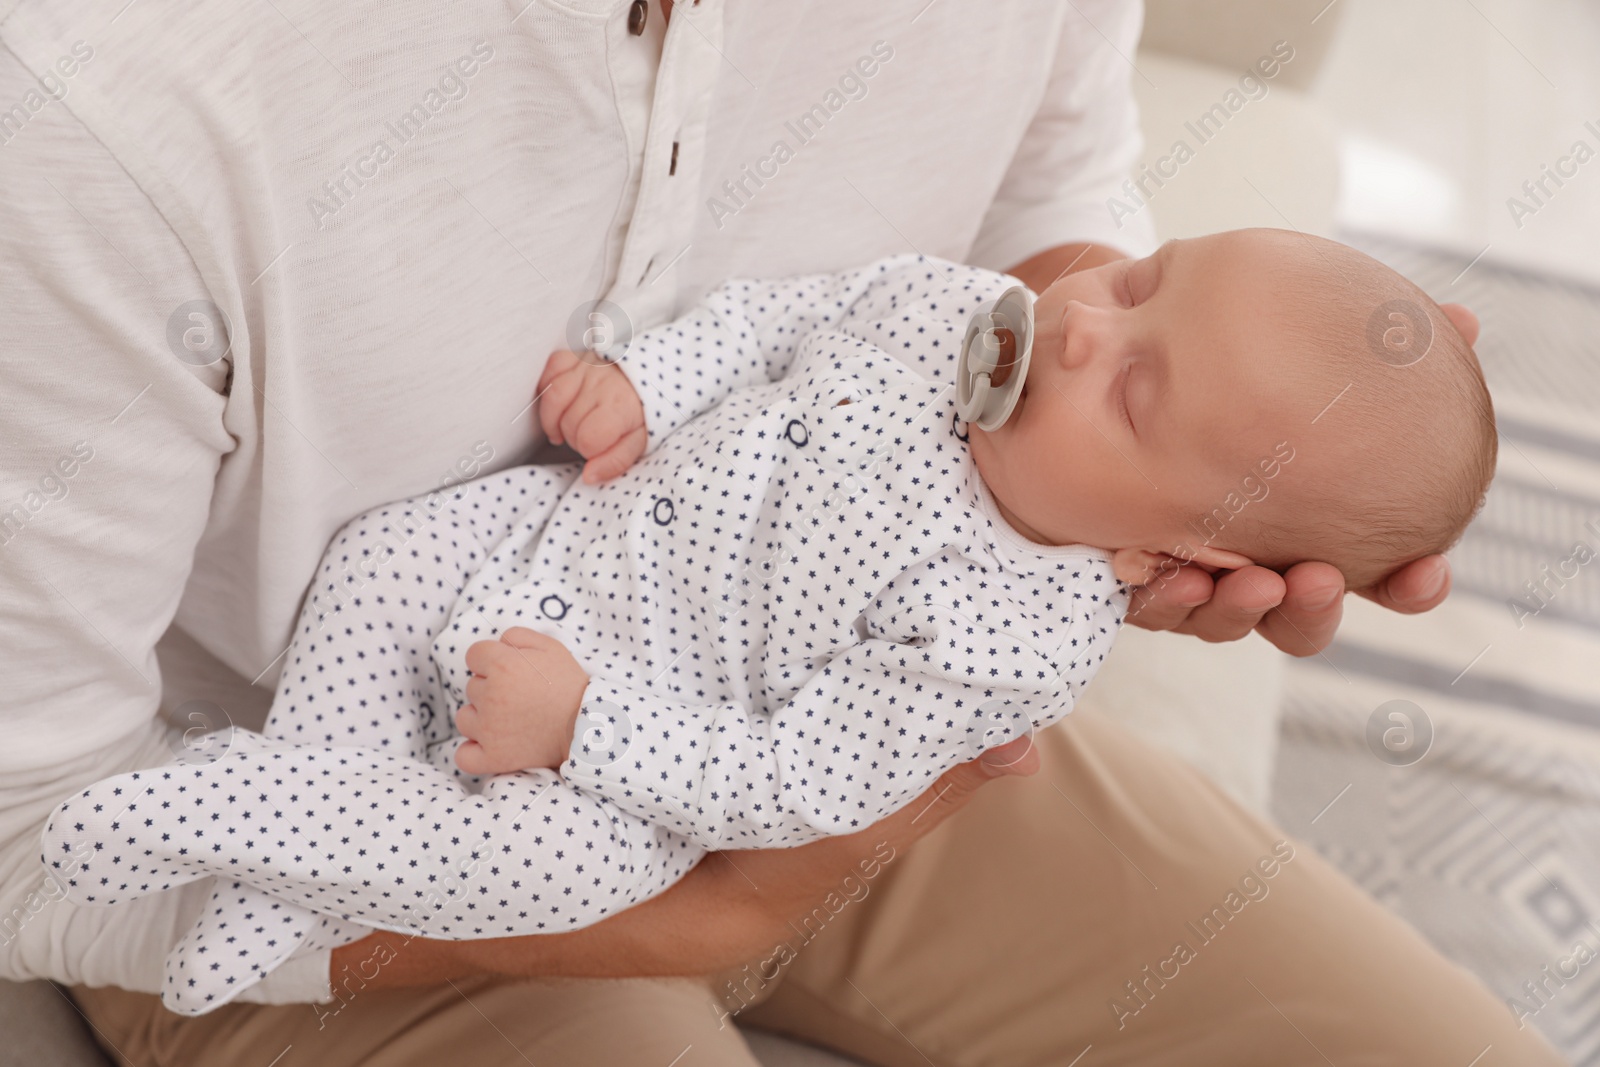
969, 231, 1326, 569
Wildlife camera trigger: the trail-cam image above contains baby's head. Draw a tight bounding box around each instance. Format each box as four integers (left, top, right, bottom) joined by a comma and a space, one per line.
968, 228, 1496, 594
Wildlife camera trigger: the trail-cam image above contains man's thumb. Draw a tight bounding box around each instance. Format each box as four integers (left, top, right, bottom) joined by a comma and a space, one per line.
941, 735, 1040, 797
978, 735, 1040, 777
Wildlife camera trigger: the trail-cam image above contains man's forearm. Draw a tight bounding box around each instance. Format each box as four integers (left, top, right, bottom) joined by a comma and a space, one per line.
1004, 242, 1129, 292
326, 852, 800, 992
326, 845, 840, 992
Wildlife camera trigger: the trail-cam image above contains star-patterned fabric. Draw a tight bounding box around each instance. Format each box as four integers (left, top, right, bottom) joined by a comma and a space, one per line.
41, 255, 1127, 1014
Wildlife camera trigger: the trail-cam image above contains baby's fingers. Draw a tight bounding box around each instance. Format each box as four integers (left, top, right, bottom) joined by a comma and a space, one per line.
582, 425, 648, 484
464, 638, 511, 677
537, 350, 581, 395
500, 626, 553, 650
464, 673, 493, 709
557, 384, 609, 455
454, 738, 496, 777
537, 367, 585, 445
569, 395, 639, 465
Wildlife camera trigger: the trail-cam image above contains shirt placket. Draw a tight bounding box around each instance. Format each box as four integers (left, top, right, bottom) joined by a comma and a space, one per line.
607, 0, 725, 335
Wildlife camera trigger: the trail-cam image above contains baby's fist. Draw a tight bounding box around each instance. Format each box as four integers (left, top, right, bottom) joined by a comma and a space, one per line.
537, 350, 648, 483
455, 627, 589, 776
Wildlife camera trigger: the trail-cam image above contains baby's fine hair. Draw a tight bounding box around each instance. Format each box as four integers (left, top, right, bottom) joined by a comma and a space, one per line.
1247, 233, 1497, 592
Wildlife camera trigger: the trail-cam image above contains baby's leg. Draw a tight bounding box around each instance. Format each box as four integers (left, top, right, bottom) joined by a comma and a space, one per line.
43, 739, 704, 939
170, 465, 580, 1014
164, 875, 368, 1015
267, 464, 580, 761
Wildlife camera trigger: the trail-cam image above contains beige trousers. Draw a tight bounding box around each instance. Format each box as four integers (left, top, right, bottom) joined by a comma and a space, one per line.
69, 709, 1565, 1067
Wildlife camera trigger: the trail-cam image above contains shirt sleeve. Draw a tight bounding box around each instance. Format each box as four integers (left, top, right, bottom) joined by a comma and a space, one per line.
0, 52, 294, 997
965, 0, 1160, 271
616, 254, 931, 450
561, 561, 1121, 851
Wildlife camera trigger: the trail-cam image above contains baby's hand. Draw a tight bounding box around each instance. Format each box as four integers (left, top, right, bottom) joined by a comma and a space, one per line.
455, 627, 589, 776
537, 349, 648, 483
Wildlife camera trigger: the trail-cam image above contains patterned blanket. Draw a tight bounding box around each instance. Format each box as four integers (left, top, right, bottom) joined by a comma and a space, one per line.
1273, 233, 1600, 1064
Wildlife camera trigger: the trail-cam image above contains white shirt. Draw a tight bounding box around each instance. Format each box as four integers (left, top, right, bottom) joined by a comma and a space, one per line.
45, 255, 1126, 1015
0, 0, 1154, 1002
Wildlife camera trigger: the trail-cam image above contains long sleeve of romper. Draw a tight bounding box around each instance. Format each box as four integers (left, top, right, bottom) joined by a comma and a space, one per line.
567, 558, 1122, 850
617, 254, 938, 450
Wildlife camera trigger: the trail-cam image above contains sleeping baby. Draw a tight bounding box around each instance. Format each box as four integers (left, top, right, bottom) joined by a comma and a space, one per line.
42, 229, 1494, 1015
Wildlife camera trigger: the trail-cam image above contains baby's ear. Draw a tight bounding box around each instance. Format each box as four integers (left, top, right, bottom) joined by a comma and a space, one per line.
1111, 545, 1255, 585
1111, 548, 1172, 585
1439, 302, 1480, 347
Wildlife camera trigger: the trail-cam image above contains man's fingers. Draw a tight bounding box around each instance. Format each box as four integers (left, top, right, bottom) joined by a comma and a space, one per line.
1363, 554, 1450, 615
1254, 561, 1343, 657
978, 735, 1041, 776
892, 736, 1039, 837
1123, 556, 1357, 655
1174, 565, 1285, 644
1125, 563, 1214, 632
582, 426, 648, 484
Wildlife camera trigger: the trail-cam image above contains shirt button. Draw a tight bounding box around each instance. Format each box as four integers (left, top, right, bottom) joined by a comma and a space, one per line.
628, 0, 648, 35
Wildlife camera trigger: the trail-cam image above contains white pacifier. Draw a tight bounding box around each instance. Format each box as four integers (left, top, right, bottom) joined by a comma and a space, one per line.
956, 286, 1035, 431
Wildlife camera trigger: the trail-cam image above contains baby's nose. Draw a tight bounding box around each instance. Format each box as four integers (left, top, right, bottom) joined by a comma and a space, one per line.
1057, 301, 1099, 371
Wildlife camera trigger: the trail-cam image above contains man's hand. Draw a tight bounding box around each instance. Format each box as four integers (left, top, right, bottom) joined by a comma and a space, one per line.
1123, 558, 1450, 657
537, 350, 648, 483
331, 735, 1040, 987
455, 627, 588, 775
